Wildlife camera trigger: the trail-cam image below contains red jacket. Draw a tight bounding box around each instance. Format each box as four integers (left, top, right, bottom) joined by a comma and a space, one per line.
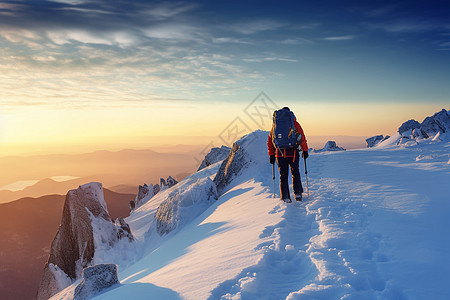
267, 119, 308, 158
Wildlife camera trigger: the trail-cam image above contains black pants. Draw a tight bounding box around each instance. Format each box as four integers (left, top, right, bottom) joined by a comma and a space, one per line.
277, 153, 303, 200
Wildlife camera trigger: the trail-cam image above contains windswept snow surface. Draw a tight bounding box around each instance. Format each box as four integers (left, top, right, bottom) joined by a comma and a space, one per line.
53, 132, 450, 300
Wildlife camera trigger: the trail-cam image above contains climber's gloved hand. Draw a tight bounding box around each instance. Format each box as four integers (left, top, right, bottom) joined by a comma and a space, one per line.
269, 155, 275, 164
302, 151, 309, 159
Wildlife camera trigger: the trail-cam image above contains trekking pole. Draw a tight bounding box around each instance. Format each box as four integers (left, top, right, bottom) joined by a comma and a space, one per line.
304, 158, 310, 198
272, 164, 276, 198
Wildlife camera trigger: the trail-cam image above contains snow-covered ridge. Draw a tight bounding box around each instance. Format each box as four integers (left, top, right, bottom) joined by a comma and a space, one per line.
48, 123, 449, 299
48, 131, 269, 299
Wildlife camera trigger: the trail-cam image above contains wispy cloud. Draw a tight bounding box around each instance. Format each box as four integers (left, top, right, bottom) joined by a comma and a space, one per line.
212, 37, 252, 44
0, 38, 265, 110
0, 1, 312, 110
141, 2, 197, 20
143, 24, 205, 41
49, 0, 89, 4
243, 56, 298, 63
279, 38, 312, 45
323, 35, 356, 41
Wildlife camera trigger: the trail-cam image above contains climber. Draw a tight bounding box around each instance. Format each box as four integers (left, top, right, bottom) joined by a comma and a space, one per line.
267, 107, 309, 202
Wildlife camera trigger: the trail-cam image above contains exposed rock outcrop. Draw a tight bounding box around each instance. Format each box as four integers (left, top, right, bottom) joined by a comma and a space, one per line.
155, 177, 217, 235
166, 176, 178, 188
134, 184, 154, 209
397, 109, 450, 145
420, 109, 450, 135
153, 131, 265, 236
398, 119, 421, 135
313, 141, 346, 152
137, 184, 151, 203
116, 217, 134, 241
153, 184, 161, 195
324, 141, 345, 151
73, 264, 119, 300
366, 135, 390, 148
37, 183, 133, 300
131, 176, 179, 211
213, 142, 250, 195
197, 146, 231, 171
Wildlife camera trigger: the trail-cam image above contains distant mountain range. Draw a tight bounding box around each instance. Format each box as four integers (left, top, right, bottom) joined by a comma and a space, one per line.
0, 148, 199, 204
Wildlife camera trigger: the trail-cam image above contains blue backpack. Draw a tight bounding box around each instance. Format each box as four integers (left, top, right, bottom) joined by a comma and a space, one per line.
272, 108, 299, 149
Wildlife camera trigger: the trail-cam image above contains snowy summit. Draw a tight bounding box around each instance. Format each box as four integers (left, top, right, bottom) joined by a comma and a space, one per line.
45, 110, 450, 300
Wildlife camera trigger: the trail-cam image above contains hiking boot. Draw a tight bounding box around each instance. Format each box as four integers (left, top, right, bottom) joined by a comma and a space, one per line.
295, 194, 302, 201
281, 198, 292, 203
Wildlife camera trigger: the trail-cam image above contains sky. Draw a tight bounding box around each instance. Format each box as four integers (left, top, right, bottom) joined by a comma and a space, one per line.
0, 0, 449, 155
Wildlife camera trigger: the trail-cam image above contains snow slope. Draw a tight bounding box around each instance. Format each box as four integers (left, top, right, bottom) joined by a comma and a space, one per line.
52, 131, 450, 300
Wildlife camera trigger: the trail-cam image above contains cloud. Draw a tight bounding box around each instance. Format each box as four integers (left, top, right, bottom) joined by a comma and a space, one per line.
49, 0, 89, 4
32, 55, 57, 62
243, 56, 298, 63
323, 35, 356, 41
0, 1, 205, 48
0, 37, 266, 110
143, 24, 205, 41
279, 38, 312, 45
0, 1, 302, 109
47, 30, 114, 45
0, 1, 196, 33
212, 37, 252, 44
0, 29, 43, 49
141, 2, 197, 20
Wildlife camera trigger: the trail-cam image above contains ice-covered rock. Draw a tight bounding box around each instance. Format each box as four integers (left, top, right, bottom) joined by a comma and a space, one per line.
397, 109, 449, 145
137, 184, 151, 202
155, 177, 218, 235
153, 131, 266, 236
432, 131, 442, 142
134, 184, 154, 209
131, 176, 179, 211
412, 128, 428, 140
420, 109, 450, 135
197, 146, 231, 171
166, 176, 178, 188
73, 264, 119, 300
366, 135, 390, 148
115, 217, 134, 241
37, 183, 133, 300
398, 119, 421, 135
160, 178, 167, 188
153, 184, 161, 195
316, 141, 346, 152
